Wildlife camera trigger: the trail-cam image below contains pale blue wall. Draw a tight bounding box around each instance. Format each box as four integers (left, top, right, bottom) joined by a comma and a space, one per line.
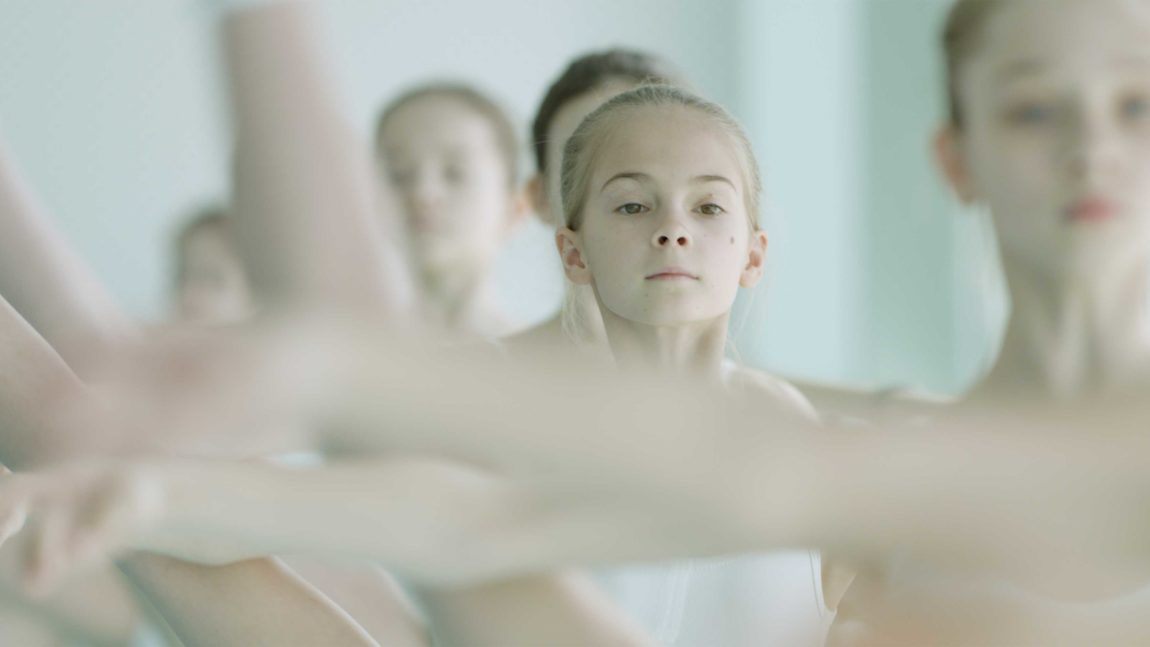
730, 0, 866, 387
855, 0, 1001, 394
0, 1, 227, 319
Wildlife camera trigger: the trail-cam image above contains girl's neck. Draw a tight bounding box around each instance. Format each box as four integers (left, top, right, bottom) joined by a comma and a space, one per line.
563, 283, 609, 347
418, 264, 502, 336
978, 250, 1150, 399
600, 304, 729, 380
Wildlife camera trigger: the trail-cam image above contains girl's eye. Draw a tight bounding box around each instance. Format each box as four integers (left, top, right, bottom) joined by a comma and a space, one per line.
697, 203, 725, 216
388, 169, 414, 187
1120, 93, 1150, 121
616, 203, 648, 215
444, 165, 465, 184
1005, 101, 1058, 127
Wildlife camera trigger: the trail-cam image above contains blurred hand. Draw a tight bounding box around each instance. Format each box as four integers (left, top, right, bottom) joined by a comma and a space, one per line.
0, 461, 164, 597
44, 319, 349, 460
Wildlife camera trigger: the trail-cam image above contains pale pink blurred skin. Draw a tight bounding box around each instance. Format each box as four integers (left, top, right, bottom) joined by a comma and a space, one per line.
14, 315, 1147, 591
224, 3, 413, 320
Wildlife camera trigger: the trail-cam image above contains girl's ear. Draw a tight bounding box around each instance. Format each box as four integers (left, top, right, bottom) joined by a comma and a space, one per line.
525, 174, 555, 226
503, 186, 531, 236
739, 230, 768, 288
933, 126, 977, 204
556, 227, 592, 284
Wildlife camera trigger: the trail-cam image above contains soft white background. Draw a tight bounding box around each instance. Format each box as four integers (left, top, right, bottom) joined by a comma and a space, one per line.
0, 0, 1000, 394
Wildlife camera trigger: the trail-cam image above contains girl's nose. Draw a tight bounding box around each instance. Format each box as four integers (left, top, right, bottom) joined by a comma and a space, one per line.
653, 220, 691, 248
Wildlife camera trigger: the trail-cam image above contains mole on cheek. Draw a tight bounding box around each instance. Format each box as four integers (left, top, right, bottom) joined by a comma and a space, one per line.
729, 237, 735, 245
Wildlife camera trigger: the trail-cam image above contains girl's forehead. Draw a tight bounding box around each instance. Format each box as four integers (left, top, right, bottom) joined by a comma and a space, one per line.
969, 0, 1150, 80
590, 107, 746, 187
383, 127, 503, 170
382, 96, 497, 147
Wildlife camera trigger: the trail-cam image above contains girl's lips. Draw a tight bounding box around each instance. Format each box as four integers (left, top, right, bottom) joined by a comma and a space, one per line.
1066, 198, 1116, 222
645, 268, 699, 280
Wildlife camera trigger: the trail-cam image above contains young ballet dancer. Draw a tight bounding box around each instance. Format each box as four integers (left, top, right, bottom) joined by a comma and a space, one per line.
375, 83, 527, 337
507, 48, 681, 355
830, 0, 1150, 642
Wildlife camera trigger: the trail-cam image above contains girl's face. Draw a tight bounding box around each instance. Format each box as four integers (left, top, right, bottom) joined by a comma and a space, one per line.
379, 95, 519, 275
176, 226, 251, 324
559, 105, 767, 326
944, 0, 1150, 277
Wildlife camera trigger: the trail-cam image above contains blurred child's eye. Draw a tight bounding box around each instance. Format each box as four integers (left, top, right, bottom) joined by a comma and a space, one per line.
1004, 101, 1058, 127
697, 203, 726, 216
1120, 93, 1150, 121
616, 203, 648, 215
444, 165, 466, 184
388, 168, 414, 187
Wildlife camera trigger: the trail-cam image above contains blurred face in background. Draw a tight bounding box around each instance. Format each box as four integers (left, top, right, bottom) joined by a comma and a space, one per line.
175, 223, 251, 324
941, 0, 1150, 280
379, 94, 522, 281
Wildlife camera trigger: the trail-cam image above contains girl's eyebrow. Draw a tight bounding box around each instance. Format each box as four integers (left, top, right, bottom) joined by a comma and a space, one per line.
994, 55, 1150, 87
994, 59, 1046, 85
693, 175, 736, 190
600, 173, 736, 191
601, 172, 650, 190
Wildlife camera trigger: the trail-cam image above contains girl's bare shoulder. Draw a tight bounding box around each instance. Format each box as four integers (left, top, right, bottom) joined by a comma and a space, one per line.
724, 369, 955, 428
724, 365, 820, 421
790, 378, 954, 427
